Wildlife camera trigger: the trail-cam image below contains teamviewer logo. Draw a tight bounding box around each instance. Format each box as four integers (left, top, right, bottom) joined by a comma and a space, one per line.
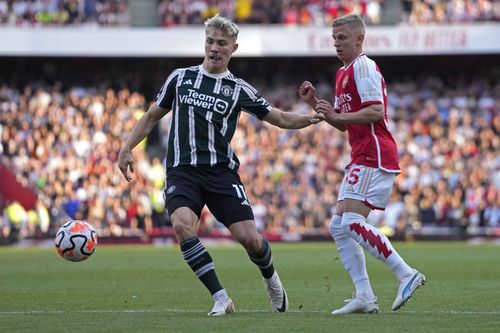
214, 99, 229, 114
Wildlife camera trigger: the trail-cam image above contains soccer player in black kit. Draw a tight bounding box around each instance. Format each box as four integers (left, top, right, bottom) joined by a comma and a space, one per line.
118, 15, 323, 316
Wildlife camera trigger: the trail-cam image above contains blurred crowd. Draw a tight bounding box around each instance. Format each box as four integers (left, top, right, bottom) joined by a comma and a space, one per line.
0, 66, 498, 243
1, 0, 499, 27
158, 0, 386, 26
0, 0, 129, 26
0, 84, 161, 242
403, 0, 500, 24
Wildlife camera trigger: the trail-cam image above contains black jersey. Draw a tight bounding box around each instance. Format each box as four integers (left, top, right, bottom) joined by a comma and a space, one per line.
156, 65, 273, 170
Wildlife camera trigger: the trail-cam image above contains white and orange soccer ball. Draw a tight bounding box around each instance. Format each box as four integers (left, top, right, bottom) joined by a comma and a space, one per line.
55, 220, 98, 262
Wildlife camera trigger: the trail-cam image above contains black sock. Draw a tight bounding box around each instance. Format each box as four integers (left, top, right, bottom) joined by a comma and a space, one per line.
248, 238, 275, 279
180, 237, 223, 295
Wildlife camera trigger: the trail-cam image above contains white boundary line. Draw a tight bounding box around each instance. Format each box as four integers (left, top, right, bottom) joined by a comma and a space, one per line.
1, 309, 499, 315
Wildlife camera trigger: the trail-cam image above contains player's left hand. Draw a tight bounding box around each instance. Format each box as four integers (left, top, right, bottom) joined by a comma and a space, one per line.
315, 100, 337, 119
117, 148, 135, 182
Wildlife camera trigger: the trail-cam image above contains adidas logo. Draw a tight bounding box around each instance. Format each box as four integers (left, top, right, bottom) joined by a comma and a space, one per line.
182, 79, 193, 85
241, 200, 249, 206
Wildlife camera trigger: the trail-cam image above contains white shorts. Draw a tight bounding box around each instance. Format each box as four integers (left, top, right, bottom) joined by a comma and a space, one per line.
338, 164, 396, 210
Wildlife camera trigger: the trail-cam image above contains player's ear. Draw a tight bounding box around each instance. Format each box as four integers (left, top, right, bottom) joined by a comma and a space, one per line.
356, 33, 364, 46
232, 42, 238, 53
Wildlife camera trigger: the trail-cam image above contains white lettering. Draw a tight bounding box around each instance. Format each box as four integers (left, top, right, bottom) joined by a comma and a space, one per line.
187, 89, 216, 103
340, 103, 352, 113
179, 89, 229, 113
338, 93, 352, 104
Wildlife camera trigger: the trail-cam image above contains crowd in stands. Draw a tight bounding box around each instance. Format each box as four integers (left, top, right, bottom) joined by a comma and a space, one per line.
157, 0, 500, 26
159, 0, 500, 26
403, 0, 500, 24
158, 0, 385, 26
1, 0, 499, 27
0, 62, 498, 243
0, 0, 129, 26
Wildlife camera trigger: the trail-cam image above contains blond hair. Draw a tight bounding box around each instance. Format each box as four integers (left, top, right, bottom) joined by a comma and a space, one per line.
204, 14, 239, 39
332, 14, 366, 34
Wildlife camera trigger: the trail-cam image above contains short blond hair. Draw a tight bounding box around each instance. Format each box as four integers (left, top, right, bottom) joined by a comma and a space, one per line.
332, 14, 365, 34
204, 14, 239, 39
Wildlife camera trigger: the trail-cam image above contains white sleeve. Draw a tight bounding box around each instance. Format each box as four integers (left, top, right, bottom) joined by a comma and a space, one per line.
353, 58, 384, 105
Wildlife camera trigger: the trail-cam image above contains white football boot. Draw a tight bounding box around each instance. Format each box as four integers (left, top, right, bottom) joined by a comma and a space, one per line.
331, 295, 379, 315
263, 271, 289, 312
208, 289, 235, 316
392, 269, 426, 311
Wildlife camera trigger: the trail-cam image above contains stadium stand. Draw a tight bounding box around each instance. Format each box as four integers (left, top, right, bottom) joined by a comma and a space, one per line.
0, 55, 498, 244
0, 2, 499, 245
1, 0, 498, 27
0, 0, 129, 26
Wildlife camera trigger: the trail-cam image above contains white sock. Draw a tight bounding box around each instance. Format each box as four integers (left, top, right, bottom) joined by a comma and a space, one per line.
341, 212, 413, 281
212, 288, 229, 301
329, 215, 375, 300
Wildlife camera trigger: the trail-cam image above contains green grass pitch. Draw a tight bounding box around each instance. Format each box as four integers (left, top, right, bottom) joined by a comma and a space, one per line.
1, 242, 499, 333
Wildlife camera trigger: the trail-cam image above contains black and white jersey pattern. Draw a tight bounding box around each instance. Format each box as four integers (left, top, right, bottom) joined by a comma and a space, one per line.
156, 65, 273, 170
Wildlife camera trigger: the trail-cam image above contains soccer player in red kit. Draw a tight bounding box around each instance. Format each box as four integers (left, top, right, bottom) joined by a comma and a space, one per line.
299, 14, 426, 314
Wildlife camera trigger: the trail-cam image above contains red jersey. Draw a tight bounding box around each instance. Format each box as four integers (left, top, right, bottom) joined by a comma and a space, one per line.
334, 53, 400, 173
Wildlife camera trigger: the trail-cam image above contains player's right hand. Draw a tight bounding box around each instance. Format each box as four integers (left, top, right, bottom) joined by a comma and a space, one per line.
298, 81, 317, 105
117, 148, 134, 182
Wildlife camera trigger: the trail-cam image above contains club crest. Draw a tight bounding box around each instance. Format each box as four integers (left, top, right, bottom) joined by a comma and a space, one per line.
342, 75, 349, 88
221, 85, 234, 97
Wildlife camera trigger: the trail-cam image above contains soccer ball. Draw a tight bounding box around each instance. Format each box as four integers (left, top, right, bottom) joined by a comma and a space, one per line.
55, 220, 98, 262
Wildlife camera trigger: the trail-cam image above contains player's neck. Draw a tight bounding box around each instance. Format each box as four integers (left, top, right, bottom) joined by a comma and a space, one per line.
343, 51, 364, 68
201, 61, 228, 75
199, 64, 230, 78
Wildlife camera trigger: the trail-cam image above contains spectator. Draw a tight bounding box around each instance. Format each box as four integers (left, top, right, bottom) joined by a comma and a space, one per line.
0, 0, 129, 26
0, 61, 498, 242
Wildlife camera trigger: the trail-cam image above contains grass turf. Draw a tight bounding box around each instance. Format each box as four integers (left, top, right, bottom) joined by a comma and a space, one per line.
1, 242, 499, 333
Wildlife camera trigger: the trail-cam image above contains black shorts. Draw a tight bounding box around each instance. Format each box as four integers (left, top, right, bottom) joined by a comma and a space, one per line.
164, 165, 254, 227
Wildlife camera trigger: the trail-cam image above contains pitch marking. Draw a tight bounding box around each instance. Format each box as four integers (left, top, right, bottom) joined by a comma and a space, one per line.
1, 309, 499, 315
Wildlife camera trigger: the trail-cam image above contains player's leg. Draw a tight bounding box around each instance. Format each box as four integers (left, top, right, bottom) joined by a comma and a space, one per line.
229, 220, 288, 312
205, 167, 287, 312
341, 165, 426, 311
329, 183, 378, 315
165, 167, 233, 316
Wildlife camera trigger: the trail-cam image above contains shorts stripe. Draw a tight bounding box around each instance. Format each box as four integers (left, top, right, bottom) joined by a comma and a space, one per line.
357, 169, 369, 195
361, 168, 374, 195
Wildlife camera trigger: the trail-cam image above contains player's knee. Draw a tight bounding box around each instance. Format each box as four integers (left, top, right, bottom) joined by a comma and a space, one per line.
172, 221, 195, 240
340, 211, 365, 231
328, 219, 344, 239
238, 235, 261, 253
328, 216, 344, 239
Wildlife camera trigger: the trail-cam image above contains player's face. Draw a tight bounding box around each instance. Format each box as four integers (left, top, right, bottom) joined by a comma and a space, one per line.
203, 28, 238, 74
332, 25, 363, 65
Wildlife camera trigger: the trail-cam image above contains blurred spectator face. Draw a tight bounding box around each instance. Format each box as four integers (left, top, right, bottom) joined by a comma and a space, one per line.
332, 24, 363, 65
203, 28, 238, 74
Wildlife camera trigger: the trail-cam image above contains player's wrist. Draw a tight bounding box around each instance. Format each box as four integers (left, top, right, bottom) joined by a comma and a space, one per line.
308, 97, 319, 108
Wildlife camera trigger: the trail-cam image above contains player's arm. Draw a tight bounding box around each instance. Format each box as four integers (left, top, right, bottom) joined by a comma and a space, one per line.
316, 100, 383, 128
333, 103, 384, 124
263, 107, 323, 129
118, 102, 170, 181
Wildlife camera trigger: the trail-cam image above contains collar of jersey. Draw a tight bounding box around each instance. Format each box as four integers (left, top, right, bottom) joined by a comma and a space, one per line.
199, 64, 231, 79
342, 52, 365, 70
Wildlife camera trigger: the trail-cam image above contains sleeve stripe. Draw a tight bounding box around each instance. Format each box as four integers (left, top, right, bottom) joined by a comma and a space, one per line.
237, 78, 258, 95
157, 68, 182, 104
